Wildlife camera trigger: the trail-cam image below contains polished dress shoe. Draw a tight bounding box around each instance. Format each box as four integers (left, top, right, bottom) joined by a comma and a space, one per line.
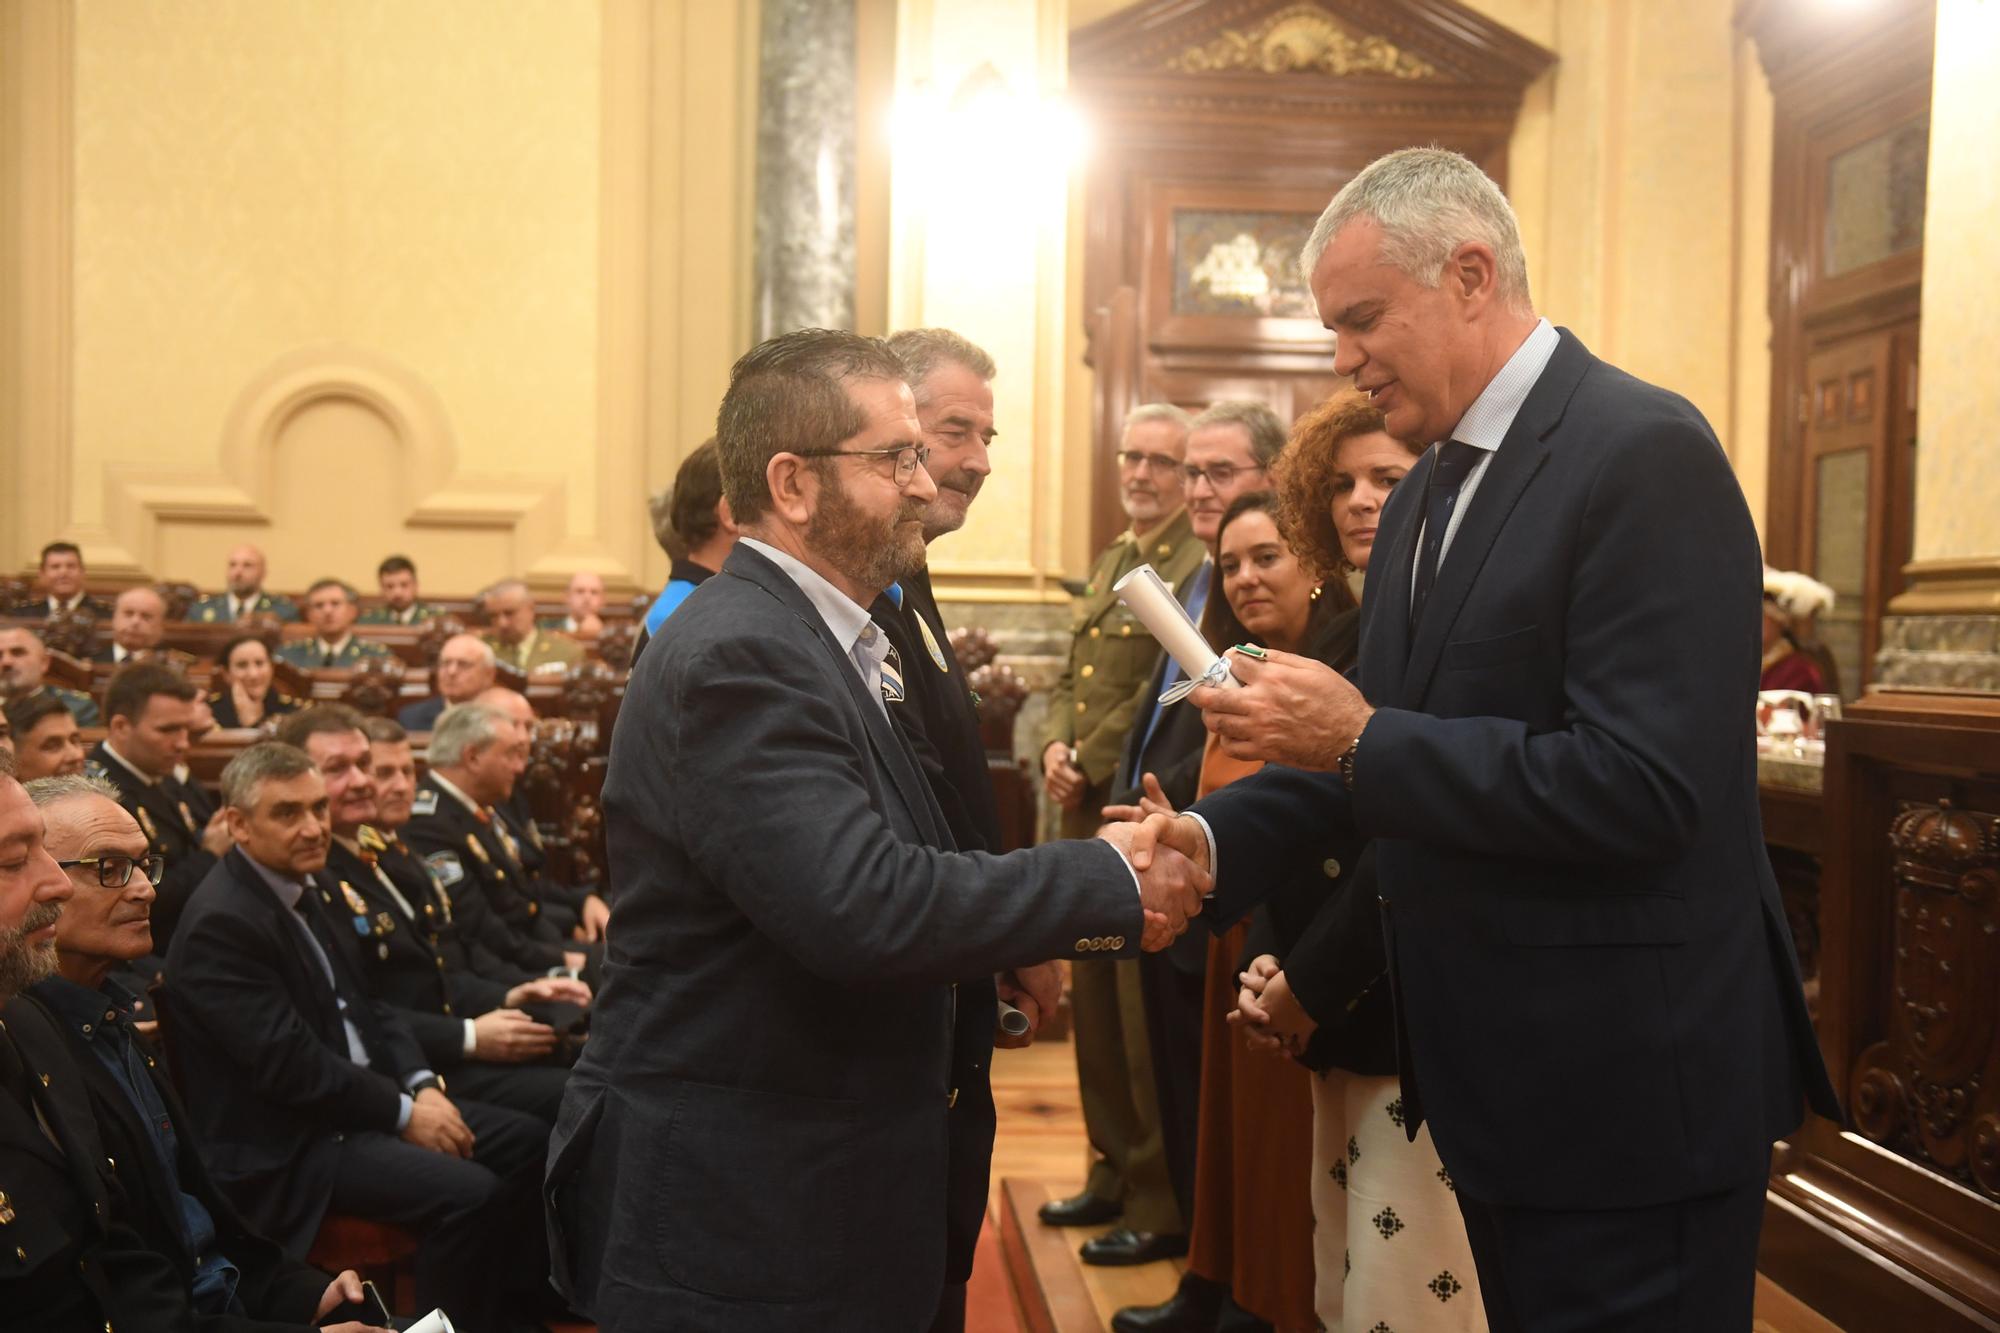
1037, 1190, 1121, 1227
1111, 1273, 1223, 1332
1079, 1227, 1190, 1266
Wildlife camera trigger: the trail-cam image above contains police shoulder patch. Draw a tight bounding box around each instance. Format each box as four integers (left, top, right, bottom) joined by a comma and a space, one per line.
425, 851, 465, 888
411, 788, 439, 817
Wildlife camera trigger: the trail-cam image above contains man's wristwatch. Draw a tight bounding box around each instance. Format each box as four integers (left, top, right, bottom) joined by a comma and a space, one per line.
412, 1075, 447, 1097
1337, 731, 1362, 791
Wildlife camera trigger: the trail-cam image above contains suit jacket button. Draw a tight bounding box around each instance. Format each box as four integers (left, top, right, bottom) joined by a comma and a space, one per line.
1323, 858, 1341, 878
1081, 664, 1095, 679
1075, 937, 1091, 953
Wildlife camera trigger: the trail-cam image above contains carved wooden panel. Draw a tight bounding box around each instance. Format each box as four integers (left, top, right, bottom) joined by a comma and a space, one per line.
1852, 800, 2000, 1202
1072, 0, 1554, 549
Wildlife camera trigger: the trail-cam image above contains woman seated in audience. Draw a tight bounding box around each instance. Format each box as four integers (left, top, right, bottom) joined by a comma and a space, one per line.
207, 633, 301, 730
1760, 566, 1834, 695
1110, 481, 1358, 1333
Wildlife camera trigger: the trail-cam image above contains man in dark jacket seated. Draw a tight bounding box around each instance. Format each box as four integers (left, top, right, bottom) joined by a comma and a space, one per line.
279, 704, 575, 1125
163, 741, 553, 1332
0, 750, 201, 1332
25, 769, 391, 1331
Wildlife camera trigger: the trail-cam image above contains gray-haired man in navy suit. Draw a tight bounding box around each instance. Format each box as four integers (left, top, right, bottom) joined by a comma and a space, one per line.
1131, 147, 1839, 1333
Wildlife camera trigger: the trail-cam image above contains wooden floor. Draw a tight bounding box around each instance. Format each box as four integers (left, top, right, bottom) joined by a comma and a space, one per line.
983, 1036, 1848, 1333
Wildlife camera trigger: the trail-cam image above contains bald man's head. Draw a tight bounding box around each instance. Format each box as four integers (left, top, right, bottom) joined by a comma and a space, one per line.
436, 633, 497, 704
0, 629, 49, 692
565, 572, 605, 621
111, 588, 166, 652
473, 686, 535, 730
225, 545, 268, 597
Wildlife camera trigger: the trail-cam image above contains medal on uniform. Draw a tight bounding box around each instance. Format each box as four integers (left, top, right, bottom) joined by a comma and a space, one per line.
918, 616, 949, 673
136, 807, 158, 842
464, 833, 490, 864
340, 880, 369, 916
177, 800, 197, 833
375, 911, 395, 935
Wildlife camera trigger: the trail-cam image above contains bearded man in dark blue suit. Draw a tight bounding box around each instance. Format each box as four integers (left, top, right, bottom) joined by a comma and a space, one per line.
1131, 148, 1839, 1333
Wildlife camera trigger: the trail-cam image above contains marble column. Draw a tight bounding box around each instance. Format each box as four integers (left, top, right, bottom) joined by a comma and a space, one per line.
752, 0, 857, 338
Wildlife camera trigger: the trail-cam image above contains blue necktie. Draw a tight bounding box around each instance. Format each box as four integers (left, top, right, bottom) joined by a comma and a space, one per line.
1409, 441, 1483, 636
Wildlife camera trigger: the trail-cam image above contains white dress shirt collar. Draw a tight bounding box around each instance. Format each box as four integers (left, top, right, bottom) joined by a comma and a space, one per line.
100, 740, 162, 788
739, 537, 892, 715
1443, 317, 1559, 452
428, 770, 484, 817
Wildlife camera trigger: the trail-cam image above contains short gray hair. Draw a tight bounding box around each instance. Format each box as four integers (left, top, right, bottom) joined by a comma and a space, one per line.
221, 742, 319, 811
485, 579, 531, 605
428, 702, 509, 768
1300, 147, 1531, 313
23, 773, 122, 809
1189, 400, 1287, 467
1123, 403, 1193, 440
887, 328, 996, 401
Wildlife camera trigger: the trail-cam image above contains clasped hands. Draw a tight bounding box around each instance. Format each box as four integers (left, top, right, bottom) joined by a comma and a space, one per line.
1229, 953, 1318, 1057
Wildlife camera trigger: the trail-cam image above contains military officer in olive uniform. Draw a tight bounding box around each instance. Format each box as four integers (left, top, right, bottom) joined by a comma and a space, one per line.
357, 555, 437, 625
482, 580, 584, 676
1037, 403, 1206, 1264
274, 579, 395, 670
187, 544, 300, 623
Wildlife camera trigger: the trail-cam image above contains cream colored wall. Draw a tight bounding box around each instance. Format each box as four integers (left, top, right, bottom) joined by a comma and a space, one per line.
1913, 0, 2000, 565
1447, 0, 1776, 538
3, 0, 759, 598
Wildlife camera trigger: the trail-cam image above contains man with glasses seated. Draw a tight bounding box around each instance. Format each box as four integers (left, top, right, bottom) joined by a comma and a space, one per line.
25, 773, 391, 1333
1034, 401, 1206, 1265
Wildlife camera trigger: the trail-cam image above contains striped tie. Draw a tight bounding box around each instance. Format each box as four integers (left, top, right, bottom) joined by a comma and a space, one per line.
880, 642, 906, 705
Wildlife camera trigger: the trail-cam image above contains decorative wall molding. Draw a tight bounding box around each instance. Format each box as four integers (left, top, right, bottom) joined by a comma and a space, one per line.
98, 344, 568, 574
1163, 3, 1438, 79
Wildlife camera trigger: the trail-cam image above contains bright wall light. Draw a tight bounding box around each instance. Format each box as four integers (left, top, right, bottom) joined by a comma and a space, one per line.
891, 65, 1090, 180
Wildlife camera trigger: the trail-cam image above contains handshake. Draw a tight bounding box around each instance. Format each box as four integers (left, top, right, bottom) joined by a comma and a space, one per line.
1096, 774, 1218, 951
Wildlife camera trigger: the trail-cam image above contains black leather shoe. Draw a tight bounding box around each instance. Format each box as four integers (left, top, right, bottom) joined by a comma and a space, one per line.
1111, 1274, 1224, 1331
1037, 1190, 1121, 1227
1080, 1227, 1190, 1266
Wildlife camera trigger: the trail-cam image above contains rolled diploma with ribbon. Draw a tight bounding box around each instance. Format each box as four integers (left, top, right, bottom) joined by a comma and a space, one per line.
1112, 564, 1242, 705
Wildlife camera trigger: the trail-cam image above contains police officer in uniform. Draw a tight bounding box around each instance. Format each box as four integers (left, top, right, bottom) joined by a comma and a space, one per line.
1037, 403, 1206, 1264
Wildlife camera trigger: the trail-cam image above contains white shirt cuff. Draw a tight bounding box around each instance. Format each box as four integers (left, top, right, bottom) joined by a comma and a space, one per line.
463, 1019, 478, 1058
395, 1092, 413, 1131
1188, 812, 1220, 887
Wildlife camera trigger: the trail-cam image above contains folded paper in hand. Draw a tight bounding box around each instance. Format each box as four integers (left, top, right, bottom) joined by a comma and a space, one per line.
1113, 564, 1241, 705
407, 1311, 456, 1333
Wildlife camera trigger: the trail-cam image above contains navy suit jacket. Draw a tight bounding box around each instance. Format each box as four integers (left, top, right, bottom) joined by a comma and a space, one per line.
547, 543, 1142, 1332
1192, 330, 1840, 1211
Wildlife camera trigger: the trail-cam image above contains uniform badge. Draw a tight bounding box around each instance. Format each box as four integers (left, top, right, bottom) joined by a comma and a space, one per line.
425, 851, 465, 887
464, 834, 490, 865
359, 825, 387, 853
340, 880, 369, 917
177, 801, 198, 833
411, 789, 439, 817
918, 616, 949, 673
375, 911, 395, 935
378, 942, 391, 960
136, 807, 158, 842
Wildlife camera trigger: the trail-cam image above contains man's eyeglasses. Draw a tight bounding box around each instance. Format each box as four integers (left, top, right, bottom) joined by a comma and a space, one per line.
795, 443, 933, 488
1184, 461, 1267, 490
1117, 450, 1183, 475
58, 854, 164, 889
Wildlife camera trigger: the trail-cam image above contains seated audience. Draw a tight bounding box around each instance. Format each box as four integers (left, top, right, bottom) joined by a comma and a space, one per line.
473, 685, 610, 938
0, 752, 198, 1330
25, 773, 390, 1332
360, 715, 590, 1033
163, 742, 551, 1332
401, 703, 591, 979
0, 624, 101, 724
397, 632, 496, 732
483, 580, 582, 676
279, 706, 572, 1125
98, 586, 169, 664
1762, 566, 1835, 695
545, 572, 605, 638
277, 579, 394, 670
7, 541, 114, 619
209, 632, 304, 729
634, 437, 737, 663
189, 543, 301, 623
358, 554, 435, 625
86, 662, 231, 948
6, 691, 88, 781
